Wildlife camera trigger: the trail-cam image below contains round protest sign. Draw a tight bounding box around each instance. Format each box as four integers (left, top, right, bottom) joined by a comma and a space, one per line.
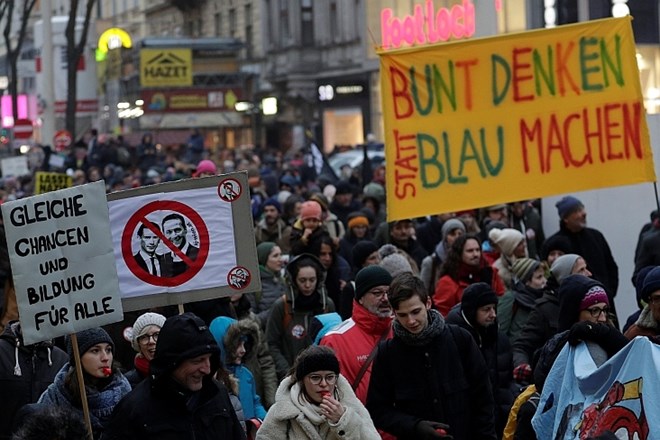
217, 178, 242, 202
121, 200, 209, 287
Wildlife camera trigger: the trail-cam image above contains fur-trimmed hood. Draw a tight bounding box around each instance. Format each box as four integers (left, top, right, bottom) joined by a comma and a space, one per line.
209, 316, 260, 365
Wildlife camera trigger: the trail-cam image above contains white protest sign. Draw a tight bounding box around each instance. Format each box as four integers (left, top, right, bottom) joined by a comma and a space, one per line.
1, 181, 123, 345
107, 171, 261, 311
1, 156, 29, 177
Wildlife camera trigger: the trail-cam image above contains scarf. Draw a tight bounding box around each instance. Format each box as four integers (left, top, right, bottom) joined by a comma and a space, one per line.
134, 354, 150, 377
38, 363, 132, 431
513, 282, 545, 310
289, 381, 327, 426
456, 261, 484, 284
295, 291, 322, 311
393, 309, 445, 346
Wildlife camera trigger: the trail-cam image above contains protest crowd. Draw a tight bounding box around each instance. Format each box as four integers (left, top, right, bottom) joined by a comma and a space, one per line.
1, 129, 660, 440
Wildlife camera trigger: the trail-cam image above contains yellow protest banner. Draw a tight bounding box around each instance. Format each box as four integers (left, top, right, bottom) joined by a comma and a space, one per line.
140, 48, 192, 87
379, 17, 655, 221
35, 172, 73, 194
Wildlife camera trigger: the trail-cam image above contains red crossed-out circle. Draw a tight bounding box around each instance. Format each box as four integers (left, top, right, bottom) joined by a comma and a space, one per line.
122, 200, 210, 286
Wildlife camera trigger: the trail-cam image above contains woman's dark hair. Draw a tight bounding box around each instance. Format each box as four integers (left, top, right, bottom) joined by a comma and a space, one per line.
310, 235, 337, 267
283, 194, 304, 224
12, 406, 87, 440
440, 233, 481, 279
288, 255, 323, 285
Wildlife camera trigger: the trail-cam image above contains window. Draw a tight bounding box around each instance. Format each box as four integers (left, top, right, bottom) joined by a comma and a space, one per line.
301, 0, 313, 46
280, 1, 289, 45
245, 4, 253, 59
330, 1, 338, 42
215, 12, 222, 36
229, 8, 236, 38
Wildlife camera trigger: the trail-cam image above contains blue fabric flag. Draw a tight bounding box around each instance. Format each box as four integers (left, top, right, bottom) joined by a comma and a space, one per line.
532, 337, 660, 439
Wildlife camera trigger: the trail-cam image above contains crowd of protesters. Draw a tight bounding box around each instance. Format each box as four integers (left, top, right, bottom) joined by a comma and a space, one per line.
1, 130, 660, 439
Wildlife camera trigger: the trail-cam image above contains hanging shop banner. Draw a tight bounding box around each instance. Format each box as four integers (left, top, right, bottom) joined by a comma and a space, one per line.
34, 171, 73, 194
1, 181, 123, 345
379, 17, 655, 221
107, 171, 261, 312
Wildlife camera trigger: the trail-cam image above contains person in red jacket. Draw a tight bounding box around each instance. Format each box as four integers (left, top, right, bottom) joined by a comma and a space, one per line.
434, 234, 505, 317
320, 265, 393, 404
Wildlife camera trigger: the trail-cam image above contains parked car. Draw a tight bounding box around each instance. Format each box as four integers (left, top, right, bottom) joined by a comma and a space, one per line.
328, 149, 385, 177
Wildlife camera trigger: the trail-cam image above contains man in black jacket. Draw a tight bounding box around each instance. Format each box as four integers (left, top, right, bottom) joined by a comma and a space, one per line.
445, 283, 515, 438
366, 273, 496, 440
101, 313, 245, 440
547, 196, 619, 324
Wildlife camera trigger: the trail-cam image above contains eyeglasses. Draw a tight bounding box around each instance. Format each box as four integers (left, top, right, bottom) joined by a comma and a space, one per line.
585, 306, 610, 318
137, 332, 159, 344
368, 289, 389, 299
307, 373, 337, 385
649, 296, 660, 306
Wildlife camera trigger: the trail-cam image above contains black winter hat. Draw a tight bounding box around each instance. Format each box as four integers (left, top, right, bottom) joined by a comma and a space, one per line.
66, 327, 114, 359
557, 275, 607, 332
641, 266, 660, 303
635, 266, 655, 306
295, 346, 340, 380
355, 265, 393, 301
352, 240, 379, 269
150, 312, 220, 377
461, 282, 498, 324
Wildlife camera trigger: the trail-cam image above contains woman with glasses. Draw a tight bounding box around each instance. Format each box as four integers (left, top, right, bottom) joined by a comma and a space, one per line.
124, 312, 166, 388
257, 345, 379, 440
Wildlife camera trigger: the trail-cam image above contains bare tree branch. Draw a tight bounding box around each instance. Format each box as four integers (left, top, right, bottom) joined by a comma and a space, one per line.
65, 0, 97, 136
3, 0, 38, 124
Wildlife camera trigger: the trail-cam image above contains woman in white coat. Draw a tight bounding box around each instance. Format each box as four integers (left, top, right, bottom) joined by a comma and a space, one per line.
256, 345, 380, 440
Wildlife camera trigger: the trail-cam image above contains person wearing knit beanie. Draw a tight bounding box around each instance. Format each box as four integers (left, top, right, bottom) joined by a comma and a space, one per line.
66, 327, 114, 359
347, 212, 370, 232
557, 275, 608, 332
460, 282, 499, 326
624, 266, 660, 339
555, 196, 584, 219
262, 197, 282, 213
294, 345, 340, 381
300, 200, 322, 221
641, 266, 660, 303
42, 328, 132, 438
489, 228, 526, 290
550, 254, 591, 285
257, 242, 277, 267
131, 312, 166, 353
258, 344, 379, 439
512, 258, 541, 284
193, 159, 217, 178
126, 312, 166, 387
441, 218, 466, 242
380, 253, 413, 277
355, 266, 393, 301
488, 228, 526, 258
352, 241, 379, 269
539, 235, 571, 266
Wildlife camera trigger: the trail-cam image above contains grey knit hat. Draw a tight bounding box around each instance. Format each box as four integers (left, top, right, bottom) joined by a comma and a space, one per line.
441, 219, 466, 241
67, 328, 114, 359
131, 312, 166, 352
550, 254, 581, 284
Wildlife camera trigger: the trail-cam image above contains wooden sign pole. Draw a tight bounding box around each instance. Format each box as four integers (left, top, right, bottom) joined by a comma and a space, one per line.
70, 333, 94, 440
